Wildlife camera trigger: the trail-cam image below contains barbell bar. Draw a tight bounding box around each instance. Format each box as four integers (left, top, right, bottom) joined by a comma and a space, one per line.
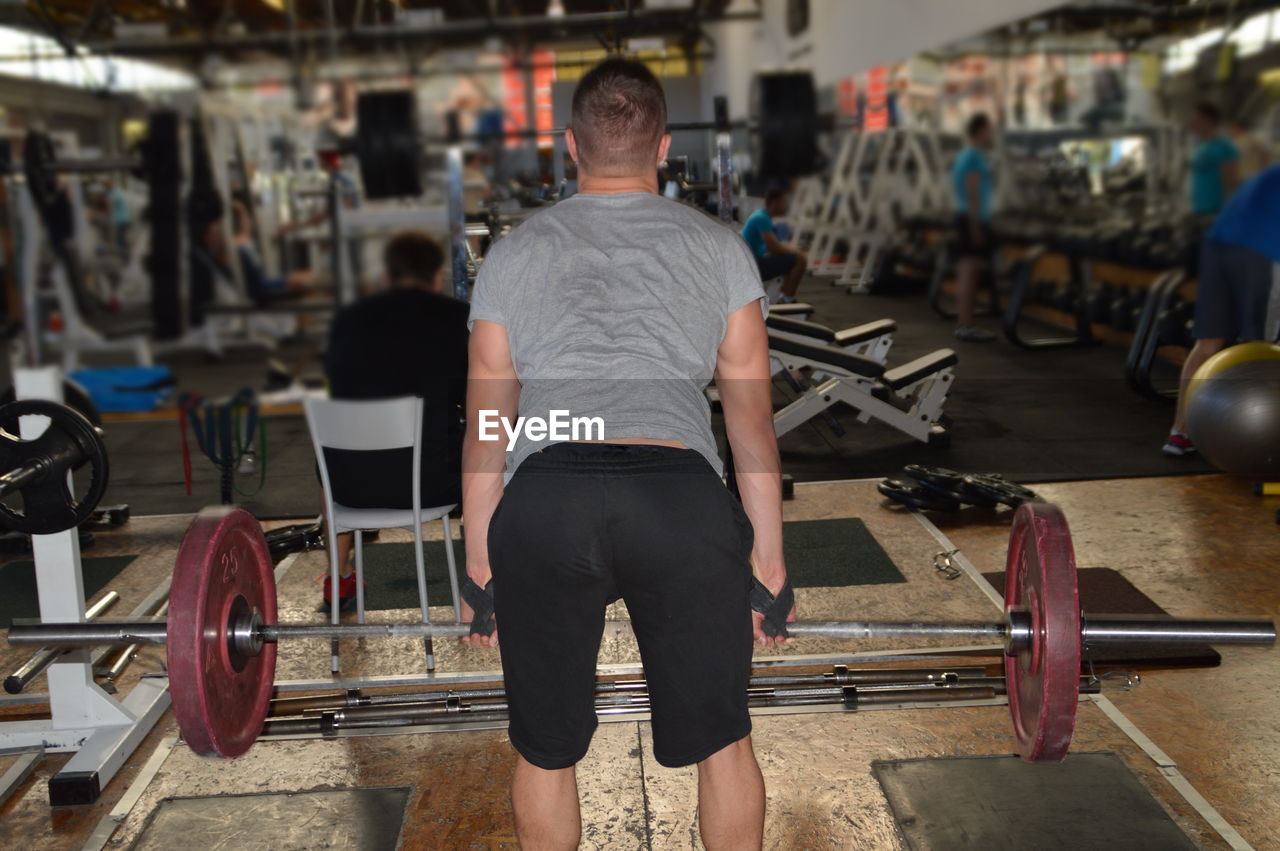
10, 613, 1272, 651
353, 71, 822, 200
7, 503, 1276, 764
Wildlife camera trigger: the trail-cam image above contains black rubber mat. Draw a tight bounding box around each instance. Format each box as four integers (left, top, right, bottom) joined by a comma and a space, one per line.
759, 284, 1217, 483
0, 555, 136, 626
872, 752, 1196, 850
346, 517, 902, 611
130, 787, 411, 851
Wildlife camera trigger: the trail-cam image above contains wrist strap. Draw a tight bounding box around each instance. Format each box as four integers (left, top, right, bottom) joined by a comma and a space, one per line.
460, 576, 496, 637
749, 577, 794, 638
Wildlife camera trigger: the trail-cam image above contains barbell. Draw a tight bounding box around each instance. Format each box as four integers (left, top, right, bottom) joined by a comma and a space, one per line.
7, 502, 1274, 762
352, 70, 822, 200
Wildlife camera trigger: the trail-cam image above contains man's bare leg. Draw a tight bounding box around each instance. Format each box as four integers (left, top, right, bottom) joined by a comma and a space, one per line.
697, 736, 765, 850
1172, 338, 1226, 433
780, 254, 807, 298
336, 530, 354, 578
955, 256, 980, 327
512, 756, 581, 850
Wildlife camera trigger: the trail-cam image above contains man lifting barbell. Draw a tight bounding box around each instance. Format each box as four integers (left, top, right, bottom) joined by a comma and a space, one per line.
462, 59, 788, 849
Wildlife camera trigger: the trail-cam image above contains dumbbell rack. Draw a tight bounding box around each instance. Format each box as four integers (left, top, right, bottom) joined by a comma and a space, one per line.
0, 366, 169, 806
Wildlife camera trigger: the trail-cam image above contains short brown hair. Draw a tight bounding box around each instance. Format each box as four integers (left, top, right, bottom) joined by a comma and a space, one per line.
383, 230, 443, 287
570, 58, 667, 177
966, 113, 991, 139
1194, 102, 1221, 125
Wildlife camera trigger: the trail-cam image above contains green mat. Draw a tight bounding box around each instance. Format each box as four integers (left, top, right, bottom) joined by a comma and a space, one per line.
356, 517, 903, 611
0, 555, 138, 626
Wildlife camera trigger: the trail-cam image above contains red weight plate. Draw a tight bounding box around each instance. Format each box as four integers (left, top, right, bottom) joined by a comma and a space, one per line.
1003, 502, 1081, 762
168, 507, 277, 757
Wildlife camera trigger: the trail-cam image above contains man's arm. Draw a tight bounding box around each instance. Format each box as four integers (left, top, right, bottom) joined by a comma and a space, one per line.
460, 319, 520, 647
761, 230, 803, 257
715, 301, 793, 646
965, 171, 984, 242
1221, 158, 1240, 199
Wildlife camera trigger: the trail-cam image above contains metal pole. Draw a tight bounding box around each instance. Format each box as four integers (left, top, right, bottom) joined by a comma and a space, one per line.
1081, 615, 1277, 645
8, 615, 1276, 649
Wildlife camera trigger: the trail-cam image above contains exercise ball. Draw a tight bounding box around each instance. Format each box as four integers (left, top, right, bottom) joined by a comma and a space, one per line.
1185, 342, 1280, 477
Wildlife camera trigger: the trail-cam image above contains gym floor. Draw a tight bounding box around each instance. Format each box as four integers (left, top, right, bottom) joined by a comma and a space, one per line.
1, 472, 1275, 848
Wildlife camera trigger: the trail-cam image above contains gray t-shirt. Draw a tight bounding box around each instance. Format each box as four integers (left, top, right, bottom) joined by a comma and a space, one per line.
468, 191, 766, 478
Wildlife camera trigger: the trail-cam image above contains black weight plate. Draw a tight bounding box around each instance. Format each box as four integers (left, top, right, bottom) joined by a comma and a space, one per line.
964, 474, 1039, 507
0, 399, 109, 534
355, 90, 423, 201
750, 72, 818, 179
878, 477, 960, 512
906, 464, 1000, 507
902, 464, 967, 489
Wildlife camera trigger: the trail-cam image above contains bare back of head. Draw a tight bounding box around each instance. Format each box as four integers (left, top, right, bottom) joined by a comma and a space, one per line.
569, 59, 668, 178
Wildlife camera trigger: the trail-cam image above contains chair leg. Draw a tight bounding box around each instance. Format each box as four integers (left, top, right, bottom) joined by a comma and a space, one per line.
412, 521, 434, 672
442, 514, 462, 622
354, 529, 365, 626
326, 523, 341, 674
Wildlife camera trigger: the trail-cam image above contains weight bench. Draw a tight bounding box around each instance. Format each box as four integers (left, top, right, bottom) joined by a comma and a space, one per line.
766, 314, 896, 364
766, 301, 816, 320
768, 334, 956, 445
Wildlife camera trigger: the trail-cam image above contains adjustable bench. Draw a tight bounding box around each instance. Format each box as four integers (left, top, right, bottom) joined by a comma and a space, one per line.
768, 334, 956, 445
766, 314, 896, 364
766, 302, 816, 320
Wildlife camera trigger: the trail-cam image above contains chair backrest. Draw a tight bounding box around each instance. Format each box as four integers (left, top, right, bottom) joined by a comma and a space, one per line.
304, 396, 422, 452
305, 396, 424, 516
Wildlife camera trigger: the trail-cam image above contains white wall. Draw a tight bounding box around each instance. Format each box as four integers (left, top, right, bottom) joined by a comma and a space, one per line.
702, 0, 1070, 119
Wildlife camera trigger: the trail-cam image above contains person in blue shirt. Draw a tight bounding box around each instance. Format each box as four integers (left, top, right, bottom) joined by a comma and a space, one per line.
740, 187, 807, 302
1187, 102, 1239, 217
1164, 164, 1280, 456
105, 180, 131, 253
950, 113, 997, 342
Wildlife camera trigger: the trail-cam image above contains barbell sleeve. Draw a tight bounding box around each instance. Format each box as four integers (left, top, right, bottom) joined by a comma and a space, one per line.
2, 591, 120, 694
0, 460, 52, 500
7, 615, 1276, 649
1081, 615, 1277, 645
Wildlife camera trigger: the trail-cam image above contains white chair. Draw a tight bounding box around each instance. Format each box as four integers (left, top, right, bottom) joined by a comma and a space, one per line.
304, 396, 462, 674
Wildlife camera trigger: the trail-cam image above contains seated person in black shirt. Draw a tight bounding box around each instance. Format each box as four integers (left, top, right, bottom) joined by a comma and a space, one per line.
321, 230, 469, 606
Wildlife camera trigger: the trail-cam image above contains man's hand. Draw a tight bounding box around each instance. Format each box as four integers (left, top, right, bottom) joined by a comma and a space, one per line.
459, 562, 499, 648
751, 564, 796, 648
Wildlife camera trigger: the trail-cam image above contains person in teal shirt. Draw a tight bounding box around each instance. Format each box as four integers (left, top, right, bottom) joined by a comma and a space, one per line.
740, 187, 807, 302
949, 113, 997, 342
105, 180, 131, 253
1187, 102, 1240, 216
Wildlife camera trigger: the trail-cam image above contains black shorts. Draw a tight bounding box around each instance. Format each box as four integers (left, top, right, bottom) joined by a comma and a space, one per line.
1193, 239, 1278, 341
756, 252, 797, 281
954, 215, 995, 258
489, 443, 755, 769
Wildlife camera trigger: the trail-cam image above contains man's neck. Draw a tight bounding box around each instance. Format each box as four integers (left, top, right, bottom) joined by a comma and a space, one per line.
578, 172, 658, 195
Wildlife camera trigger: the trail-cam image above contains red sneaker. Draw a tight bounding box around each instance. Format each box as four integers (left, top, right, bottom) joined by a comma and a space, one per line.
322, 573, 359, 603
1162, 431, 1196, 457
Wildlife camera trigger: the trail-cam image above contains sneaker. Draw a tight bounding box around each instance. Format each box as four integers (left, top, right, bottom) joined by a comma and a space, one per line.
777, 294, 797, 304
955, 325, 996, 343
322, 573, 359, 604
1162, 431, 1196, 456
